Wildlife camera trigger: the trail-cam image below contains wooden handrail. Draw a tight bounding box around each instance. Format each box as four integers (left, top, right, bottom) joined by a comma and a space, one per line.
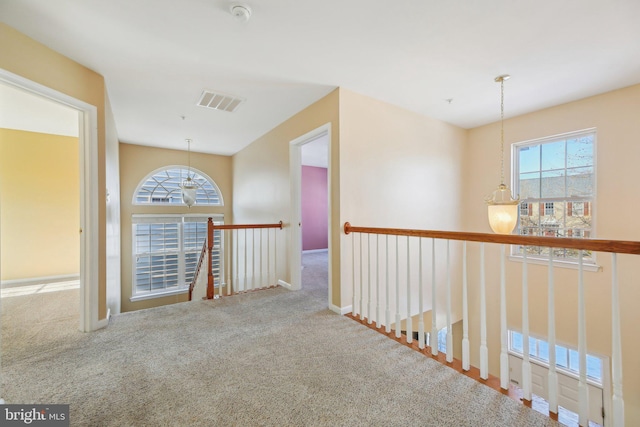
207, 219, 284, 299
344, 222, 640, 255
188, 239, 208, 301
209, 221, 284, 230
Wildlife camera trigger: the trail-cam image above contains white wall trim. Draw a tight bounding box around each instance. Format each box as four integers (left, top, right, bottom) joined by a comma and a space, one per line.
1, 274, 79, 288
302, 248, 328, 254
330, 304, 352, 315
289, 123, 332, 306
0, 69, 101, 332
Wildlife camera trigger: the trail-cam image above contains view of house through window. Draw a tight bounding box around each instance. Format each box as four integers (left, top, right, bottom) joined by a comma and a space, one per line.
512, 129, 595, 261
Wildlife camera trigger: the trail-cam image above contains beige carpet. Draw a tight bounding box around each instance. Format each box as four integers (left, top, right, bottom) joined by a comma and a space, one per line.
1, 253, 557, 426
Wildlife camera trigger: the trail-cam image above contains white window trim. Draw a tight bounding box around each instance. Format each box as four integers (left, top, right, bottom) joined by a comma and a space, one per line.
130, 287, 188, 302
507, 329, 606, 388
510, 128, 598, 269
130, 213, 223, 301
132, 165, 224, 206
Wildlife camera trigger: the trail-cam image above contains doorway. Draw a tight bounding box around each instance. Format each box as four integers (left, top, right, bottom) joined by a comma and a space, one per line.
289, 124, 331, 308
0, 69, 100, 332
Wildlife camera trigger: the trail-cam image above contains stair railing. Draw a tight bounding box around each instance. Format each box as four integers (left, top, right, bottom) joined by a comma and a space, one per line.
207, 218, 284, 299
188, 240, 208, 301
344, 222, 640, 427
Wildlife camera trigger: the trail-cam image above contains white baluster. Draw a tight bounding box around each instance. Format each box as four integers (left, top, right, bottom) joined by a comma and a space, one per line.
395, 235, 401, 338
267, 229, 271, 287
226, 229, 231, 295
385, 235, 391, 333
252, 228, 256, 290
368, 233, 372, 324
273, 227, 278, 286
235, 229, 239, 293
578, 252, 589, 426
259, 229, 263, 288
376, 234, 381, 329
611, 253, 625, 427
418, 238, 425, 350
500, 244, 509, 389
446, 240, 452, 363
480, 243, 488, 379
243, 229, 248, 292
431, 238, 438, 356
522, 249, 532, 401
351, 232, 356, 316
548, 250, 558, 413
359, 233, 364, 321
462, 241, 469, 371
406, 236, 412, 344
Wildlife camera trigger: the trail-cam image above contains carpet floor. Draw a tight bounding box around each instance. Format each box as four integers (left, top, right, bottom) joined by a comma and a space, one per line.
1, 252, 557, 426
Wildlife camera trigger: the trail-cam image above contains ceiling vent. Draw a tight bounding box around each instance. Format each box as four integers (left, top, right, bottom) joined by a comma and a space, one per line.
196, 90, 245, 113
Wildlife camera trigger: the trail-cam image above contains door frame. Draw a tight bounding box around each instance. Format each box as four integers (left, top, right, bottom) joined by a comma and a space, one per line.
0, 69, 101, 332
289, 123, 332, 307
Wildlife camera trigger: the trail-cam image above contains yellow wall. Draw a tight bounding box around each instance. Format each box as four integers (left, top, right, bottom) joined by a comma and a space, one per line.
0, 23, 108, 320
119, 143, 233, 312
339, 89, 467, 318
232, 89, 341, 305
0, 129, 79, 281
464, 84, 640, 425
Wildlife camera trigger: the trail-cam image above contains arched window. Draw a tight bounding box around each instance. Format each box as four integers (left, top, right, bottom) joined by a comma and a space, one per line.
133, 166, 223, 206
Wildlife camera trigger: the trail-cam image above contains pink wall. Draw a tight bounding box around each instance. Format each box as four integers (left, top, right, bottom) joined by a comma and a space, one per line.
301, 166, 328, 250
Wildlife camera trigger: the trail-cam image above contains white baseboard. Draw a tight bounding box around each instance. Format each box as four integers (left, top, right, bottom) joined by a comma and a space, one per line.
94, 317, 109, 330
278, 279, 293, 290
1, 274, 80, 288
302, 248, 328, 254
330, 304, 352, 315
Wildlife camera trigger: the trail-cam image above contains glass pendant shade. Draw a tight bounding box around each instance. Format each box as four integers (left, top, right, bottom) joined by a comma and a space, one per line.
181, 177, 197, 208
487, 184, 519, 234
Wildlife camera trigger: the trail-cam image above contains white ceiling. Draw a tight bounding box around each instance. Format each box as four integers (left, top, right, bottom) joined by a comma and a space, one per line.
2, 0, 639, 156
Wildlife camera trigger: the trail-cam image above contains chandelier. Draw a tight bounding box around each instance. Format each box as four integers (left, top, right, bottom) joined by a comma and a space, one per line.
485, 75, 519, 234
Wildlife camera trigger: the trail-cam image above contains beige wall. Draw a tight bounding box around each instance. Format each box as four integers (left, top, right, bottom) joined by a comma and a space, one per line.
0, 129, 79, 281
0, 23, 108, 320
119, 143, 232, 312
339, 89, 467, 320
464, 84, 640, 425
232, 89, 341, 305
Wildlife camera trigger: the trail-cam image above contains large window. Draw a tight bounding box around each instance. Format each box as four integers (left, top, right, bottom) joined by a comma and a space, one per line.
131, 214, 222, 300
509, 330, 602, 384
133, 166, 223, 206
512, 129, 595, 262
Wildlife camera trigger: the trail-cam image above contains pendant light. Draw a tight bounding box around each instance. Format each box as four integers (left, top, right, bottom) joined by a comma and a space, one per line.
486, 75, 519, 234
181, 138, 197, 208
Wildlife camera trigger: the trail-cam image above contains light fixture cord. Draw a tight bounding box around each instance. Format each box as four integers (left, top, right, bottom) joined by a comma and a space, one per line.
187, 139, 192, 178
500, 78, 505, 186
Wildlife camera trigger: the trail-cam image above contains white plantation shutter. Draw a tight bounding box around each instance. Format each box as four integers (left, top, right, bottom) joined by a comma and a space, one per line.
132, 214, 223, 299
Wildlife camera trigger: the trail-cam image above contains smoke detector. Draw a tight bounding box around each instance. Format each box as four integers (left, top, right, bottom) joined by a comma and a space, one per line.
230, 4, 252, 22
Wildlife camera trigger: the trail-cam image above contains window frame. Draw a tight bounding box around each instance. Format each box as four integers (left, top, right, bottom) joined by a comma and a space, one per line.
132, 165, 224, 207
507, 329, 604, 387
510, 128, 598, 269
130, 213, 223, 301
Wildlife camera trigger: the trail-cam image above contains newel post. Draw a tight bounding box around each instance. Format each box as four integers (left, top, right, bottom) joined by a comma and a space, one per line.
207, 217, 215, 300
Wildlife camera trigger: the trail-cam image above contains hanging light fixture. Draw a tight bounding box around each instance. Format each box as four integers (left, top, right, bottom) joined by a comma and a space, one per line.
486, 74, 519, 234
181, 138, 197, 208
